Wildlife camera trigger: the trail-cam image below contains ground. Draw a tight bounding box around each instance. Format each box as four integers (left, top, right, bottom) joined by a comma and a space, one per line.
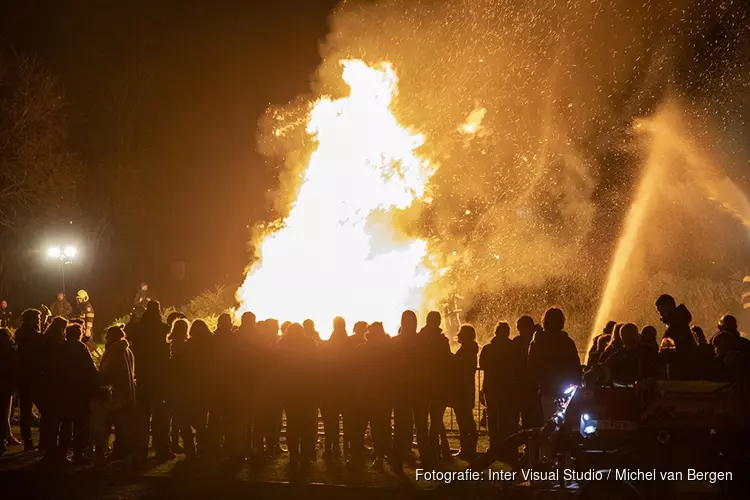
0, 424, 527, 500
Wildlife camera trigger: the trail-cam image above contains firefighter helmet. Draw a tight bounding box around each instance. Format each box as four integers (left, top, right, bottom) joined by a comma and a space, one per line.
77, 289, 89, 302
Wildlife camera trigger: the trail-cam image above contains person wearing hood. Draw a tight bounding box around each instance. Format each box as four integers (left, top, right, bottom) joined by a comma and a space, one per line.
451, 324, 479, 460
95, 325, 136, 461
277, 322, 318, 469
355, 322, 393, 470
414, 311, 452, 463
50, 293, 73, 319
480, 322, 521, 456
320, 316, 349, 460
128, 300, 172, 462
167, 319, 195, 459
15, 309, 43, 451
390, 310, 421, 471
63, 324, 98, 462
527, 307, 581, 419
655, 294, 697, 379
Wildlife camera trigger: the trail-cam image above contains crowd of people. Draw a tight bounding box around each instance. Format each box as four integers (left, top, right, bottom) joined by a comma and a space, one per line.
0, 291, 748, 475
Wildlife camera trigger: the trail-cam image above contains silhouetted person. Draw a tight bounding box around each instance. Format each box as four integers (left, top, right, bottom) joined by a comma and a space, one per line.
95, 325, 136, 461
74, 290, 96, 340
39, 317, 70, 462
168, 319, 195, 459
320, 316, 348, 459
134, 282, 152, 309
655, 294, 697, 379
303, 319, 322, 343
346, 320, 370, 457
50, 293, 73, 319
350, 321, 368, 348
63, 324, 98, 462
603, 323, 656, 385
356, 322, 392, 470
587, 321, 616, 367
0, 300, 12, 328
692, 326, 716, 366
512, 315, 543, 430
480, 322, 520, 456
451, 324, 478, 460
260, 318, 284, 457
528, 307, 581, 419
186, 320, 216, 458
213, 313, 237, 458
708, 331, 750, 383
711, 314, 750, 353
128, 300, 172, 462
277, 322, 318, 469
0, 328, 16, 456
415, 311, 452, 463
599, 323, 623, 364
390, 310, 420, 471
165, 311, 186, 453
640, 325, 659, 355
15, 309, 43, 450
235, 311, 267, 458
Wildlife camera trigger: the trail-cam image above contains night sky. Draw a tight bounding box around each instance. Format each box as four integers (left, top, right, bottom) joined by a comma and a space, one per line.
0, 1, 339, 317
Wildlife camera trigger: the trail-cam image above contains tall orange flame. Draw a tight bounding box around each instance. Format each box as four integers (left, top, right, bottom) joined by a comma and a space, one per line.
236, 60, 436, 337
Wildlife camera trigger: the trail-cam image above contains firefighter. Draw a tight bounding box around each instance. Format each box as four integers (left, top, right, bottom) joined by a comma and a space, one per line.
74, 290, 95, 340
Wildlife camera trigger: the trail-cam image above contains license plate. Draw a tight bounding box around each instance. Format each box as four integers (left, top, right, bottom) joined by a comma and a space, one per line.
598, 420, 639, 431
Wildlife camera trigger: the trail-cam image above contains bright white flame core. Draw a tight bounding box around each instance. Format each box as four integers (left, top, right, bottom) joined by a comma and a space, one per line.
236, 60, 436, 337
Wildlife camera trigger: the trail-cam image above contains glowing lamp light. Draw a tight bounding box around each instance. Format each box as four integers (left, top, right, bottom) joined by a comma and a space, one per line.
564, 385, 577, 395
63, 245, 78, 258
583, 413, 591, 421
47, 246, 61, 259
583, 425, 597, 436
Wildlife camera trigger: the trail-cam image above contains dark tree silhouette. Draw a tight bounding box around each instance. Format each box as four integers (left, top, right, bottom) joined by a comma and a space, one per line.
0, 52, 81, 295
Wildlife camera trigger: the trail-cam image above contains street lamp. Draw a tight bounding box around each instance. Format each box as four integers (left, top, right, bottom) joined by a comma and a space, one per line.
47, 244, 78, 295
